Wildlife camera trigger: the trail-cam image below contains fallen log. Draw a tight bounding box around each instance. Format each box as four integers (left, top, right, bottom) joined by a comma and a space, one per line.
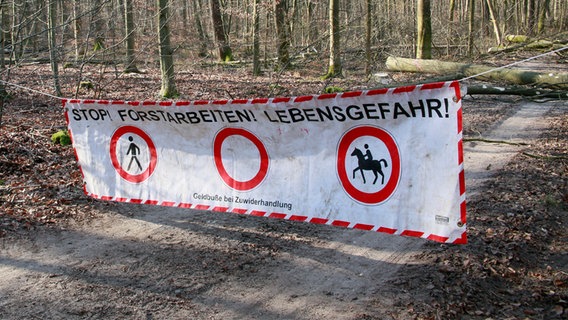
488, 41, 565, 54
385, 56, 568, 89
467, 85, 568, 99
504, 34, 568, 45
506, 35, 531, 43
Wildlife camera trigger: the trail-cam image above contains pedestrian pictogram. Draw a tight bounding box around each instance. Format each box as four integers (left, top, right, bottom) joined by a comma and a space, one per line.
337, 126, 401, 205
126, 136, 143, 171
213, 127, 269, 191
110, 126, 157, 183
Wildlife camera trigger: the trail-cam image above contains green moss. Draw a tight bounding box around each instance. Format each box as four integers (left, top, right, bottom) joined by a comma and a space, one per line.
321, 64, 343, 80
324, 86, 345, 94
543, 194, 565, 208
93, 38, 105, 51
79, 81, 94, 90
0, 89, 12, 101
51, 130, 72, 146
269, 83, 286, 96
159, 87, 179, 99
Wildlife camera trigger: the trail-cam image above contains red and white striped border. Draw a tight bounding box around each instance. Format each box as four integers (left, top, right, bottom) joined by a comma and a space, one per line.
63, 81, 467, 244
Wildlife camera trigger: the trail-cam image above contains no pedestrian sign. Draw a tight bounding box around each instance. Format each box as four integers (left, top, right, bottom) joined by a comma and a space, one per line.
64, 81, 467, 244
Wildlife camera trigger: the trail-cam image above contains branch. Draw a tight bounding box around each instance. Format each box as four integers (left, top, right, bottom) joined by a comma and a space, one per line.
521, 152, 568, 160
466, 85, 568, 99
463, 138, 529, 146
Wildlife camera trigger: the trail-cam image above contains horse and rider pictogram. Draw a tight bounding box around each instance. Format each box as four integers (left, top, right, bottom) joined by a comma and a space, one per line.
350, 144, 389, 185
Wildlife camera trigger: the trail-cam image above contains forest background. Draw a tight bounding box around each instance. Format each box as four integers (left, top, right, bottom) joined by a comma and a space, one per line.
0, 0, 566, 103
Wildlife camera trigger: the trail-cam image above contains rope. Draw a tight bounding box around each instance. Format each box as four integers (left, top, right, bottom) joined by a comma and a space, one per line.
0, 79, 63, 100
0, 45, 566, 101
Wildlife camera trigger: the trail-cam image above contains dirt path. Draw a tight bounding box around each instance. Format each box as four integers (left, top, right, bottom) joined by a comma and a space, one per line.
464, 102, 553, 196
0, 100, 561, 319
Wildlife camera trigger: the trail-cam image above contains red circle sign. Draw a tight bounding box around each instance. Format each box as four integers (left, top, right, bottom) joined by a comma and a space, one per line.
337, 126, 400, 204
110, 126, 157, 183
214, 128, 269, 191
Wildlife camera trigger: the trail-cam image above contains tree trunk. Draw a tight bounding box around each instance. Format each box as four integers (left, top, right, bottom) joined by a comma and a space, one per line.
416, 0, 432, 59
181, 0, 189, 35
73, 0, 82, 62
526, 0, 536, 34
485, 0, 501, 45
306, 0, 318, 50
252, 0, 261, 75
10, 0, 25, 62
192, 0, 208, 57
467, 0, 475, 56
0, 0, 6, 128
448, 0, 456, 21
123, 0, 139, 73
323, 0, 341, 78
210, 0, 232, 62
0, 0, 5, 70
365, 0, 371, 76
274, 0, 290, 70
157, 0, 177, 98
385, 56, 568, 89
91, 0, 104, 51
537, 0, 550, 34
47, 0, 62, 96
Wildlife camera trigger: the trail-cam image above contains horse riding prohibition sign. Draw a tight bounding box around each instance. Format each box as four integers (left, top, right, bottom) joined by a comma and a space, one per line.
337, 125, 401, 205
110, 126, 158, 183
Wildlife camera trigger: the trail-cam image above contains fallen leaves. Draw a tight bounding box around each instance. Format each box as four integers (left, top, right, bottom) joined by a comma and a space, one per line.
383, 103, 568, 319
0, 98, 94, 234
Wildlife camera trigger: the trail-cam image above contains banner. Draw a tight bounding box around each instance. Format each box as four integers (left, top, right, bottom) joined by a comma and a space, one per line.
64, 81, 467, 244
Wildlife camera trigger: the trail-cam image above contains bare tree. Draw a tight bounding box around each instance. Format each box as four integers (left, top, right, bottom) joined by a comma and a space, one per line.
47, 0, 61, 96
537, 0, 550, 34
192, 0, 209, 58
274, 0, 290, 70
467, 0, 475, 56
323, 0, 341, 79
123, 0, 139, 73
416, 0, 432, 59
210, 0, 232, 62
306, 0, 318, 50
0, 0, 6, 128
485, 0, 501, 45
73, 0, 82, 62
252, 0, 261, 75
0, 0, 6, 70
449, 0, 456, 21
157, 0, 177, 98
365, 0, 371, 76
91, 0, 105, 51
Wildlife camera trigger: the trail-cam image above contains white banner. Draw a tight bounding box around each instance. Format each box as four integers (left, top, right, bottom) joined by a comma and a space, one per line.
64, 81, 467, 244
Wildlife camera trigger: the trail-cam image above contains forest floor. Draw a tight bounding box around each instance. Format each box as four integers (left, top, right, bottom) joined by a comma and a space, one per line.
0, 53, 566, 319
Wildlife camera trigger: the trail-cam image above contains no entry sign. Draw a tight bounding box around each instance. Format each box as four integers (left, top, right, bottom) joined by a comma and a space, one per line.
64, 81, 466, 244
